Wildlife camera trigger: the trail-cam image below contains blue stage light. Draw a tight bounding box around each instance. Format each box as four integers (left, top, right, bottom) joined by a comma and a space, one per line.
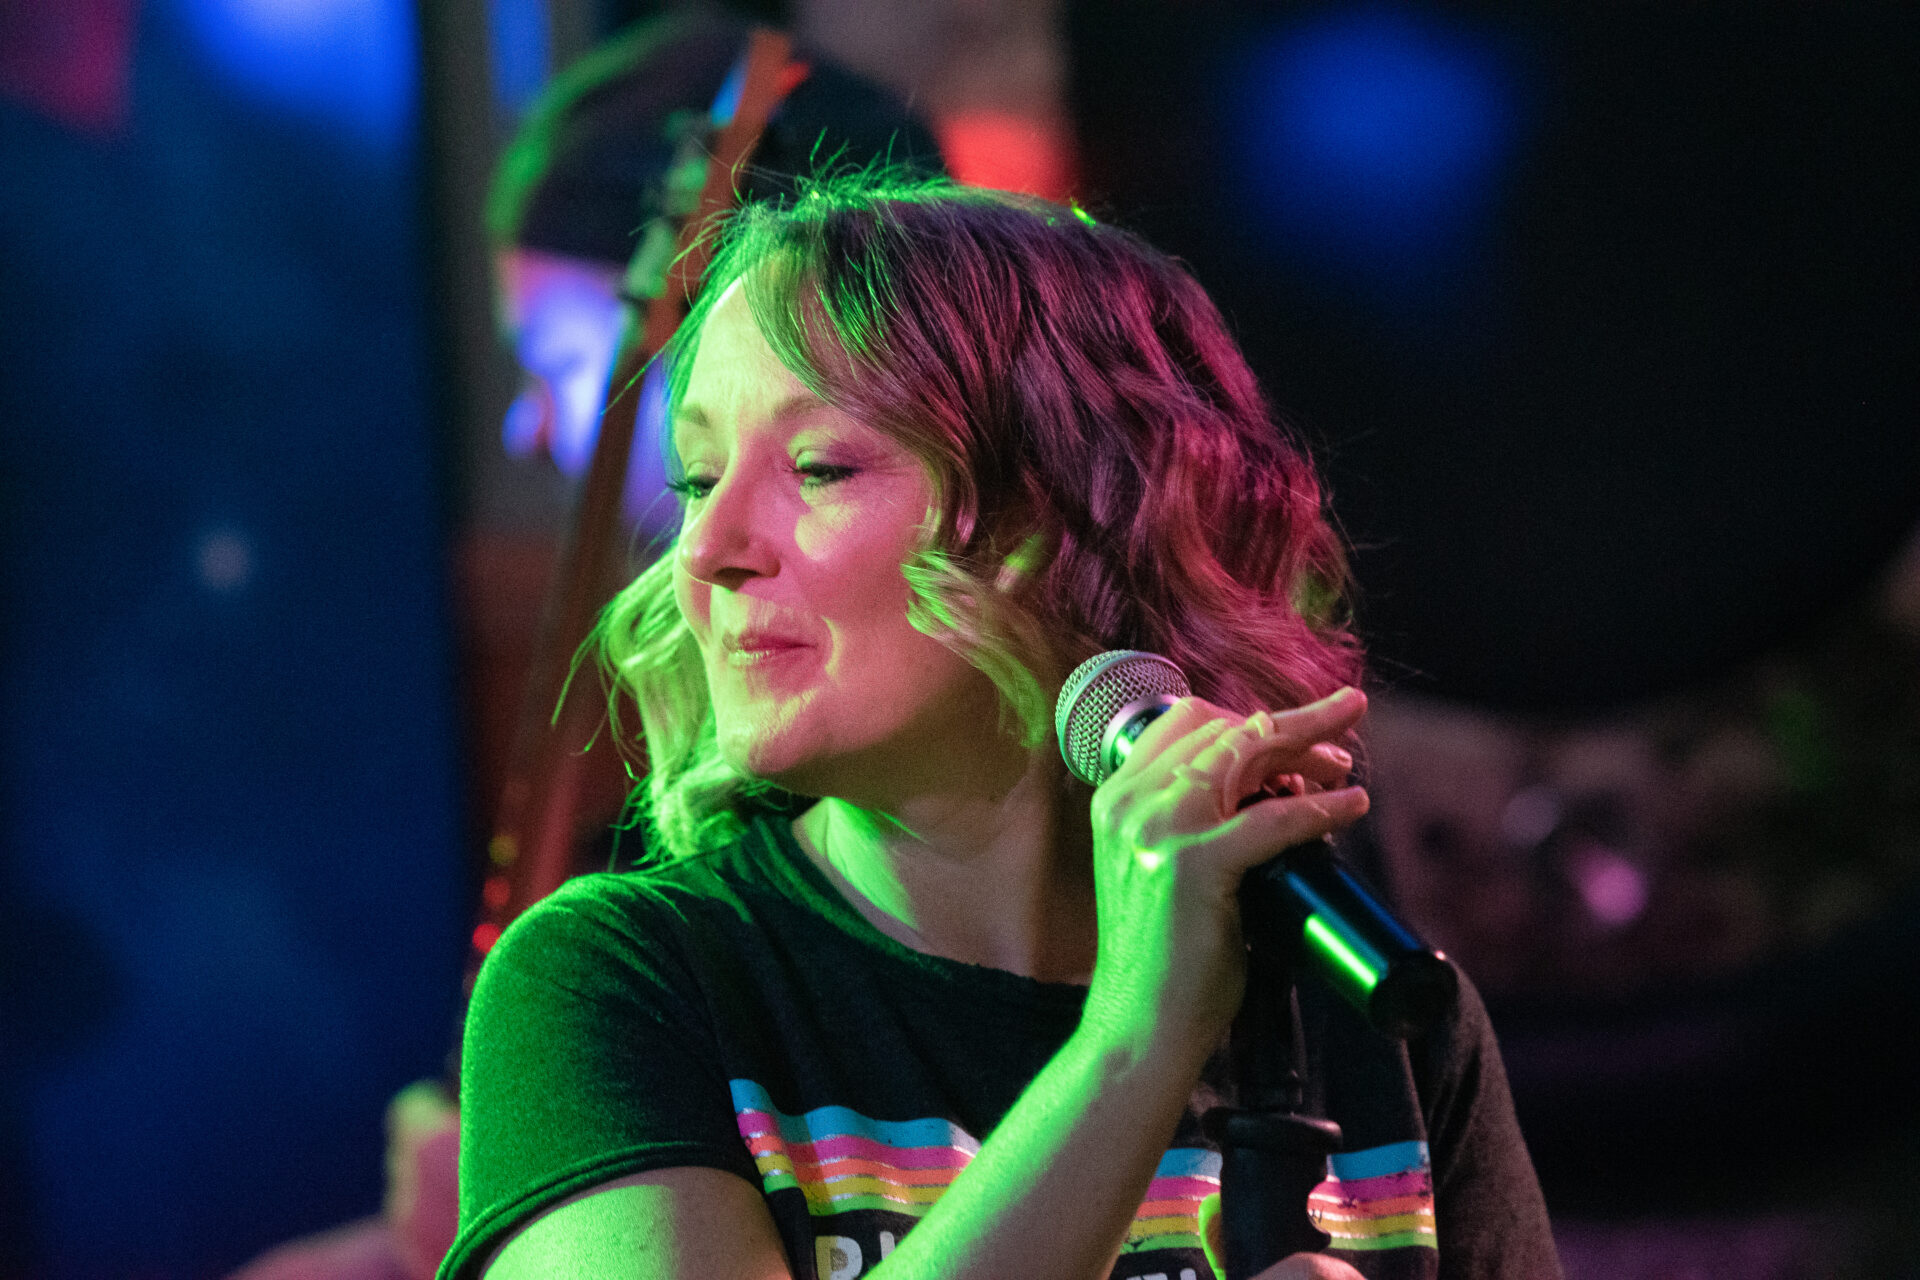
1231, 5, 1520, 270
171, 0, 416, 153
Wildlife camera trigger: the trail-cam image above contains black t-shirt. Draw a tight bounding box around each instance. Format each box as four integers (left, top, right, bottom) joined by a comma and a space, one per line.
439, 813, 1559, 1279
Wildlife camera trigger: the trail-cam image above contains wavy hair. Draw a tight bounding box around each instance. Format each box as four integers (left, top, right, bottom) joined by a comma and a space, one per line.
598, 171, 1363, 860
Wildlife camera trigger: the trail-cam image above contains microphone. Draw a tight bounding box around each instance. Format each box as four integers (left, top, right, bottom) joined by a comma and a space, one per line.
1055, 650, 1457, 1038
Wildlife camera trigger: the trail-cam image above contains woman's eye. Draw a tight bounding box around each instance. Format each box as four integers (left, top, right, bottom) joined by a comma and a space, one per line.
795, 462, 858, 488
665, 462, 856, 500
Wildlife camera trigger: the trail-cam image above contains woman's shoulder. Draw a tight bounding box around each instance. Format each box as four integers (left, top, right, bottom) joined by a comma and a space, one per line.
498, 813, 806, 952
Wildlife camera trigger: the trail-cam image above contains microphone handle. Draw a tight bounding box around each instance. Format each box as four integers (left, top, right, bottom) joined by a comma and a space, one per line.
1244, 839, 1457, 1040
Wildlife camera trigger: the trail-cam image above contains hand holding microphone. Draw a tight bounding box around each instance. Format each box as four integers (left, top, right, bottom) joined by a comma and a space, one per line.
1057, 650, 1455, 1039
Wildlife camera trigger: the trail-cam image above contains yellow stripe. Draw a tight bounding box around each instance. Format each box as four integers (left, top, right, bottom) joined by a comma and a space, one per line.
1324, 1212, 1436, 1238
1328, 1229, 1438, 1252
796, 1177, 946, 1207
1125, 1213, 1200, 1240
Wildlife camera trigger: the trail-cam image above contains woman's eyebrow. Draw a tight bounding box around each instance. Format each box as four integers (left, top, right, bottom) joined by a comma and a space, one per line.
670, 392, 828, 442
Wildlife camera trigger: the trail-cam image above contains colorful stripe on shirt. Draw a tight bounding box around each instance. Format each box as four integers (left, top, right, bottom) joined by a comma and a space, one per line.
1119, 1147, 1221, 1255
730, 1079, 1221, 1254
1307, 1139, 1438, 1252
731, 1080, 978, 1219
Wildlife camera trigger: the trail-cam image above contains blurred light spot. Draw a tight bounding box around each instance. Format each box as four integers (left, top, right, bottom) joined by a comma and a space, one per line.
1570, 844, 1648, 928
488, 0, 546, 116
1231, 5, 1519, 267
174, 0, 417, 153
501, 376, 547, 459
196, 528, 255, 593
503, 258, 624, 477
470, 921, 501, 955
621, 357, 677, 539
710, 52, 746, 129
936, 110, 1076, 202
481, 874, 511, 912
0, 0, 139, 133
1499, 785, 1560, 848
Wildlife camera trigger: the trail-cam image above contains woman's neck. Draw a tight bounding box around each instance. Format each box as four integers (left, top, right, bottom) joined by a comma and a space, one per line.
792, 750, 1097, 984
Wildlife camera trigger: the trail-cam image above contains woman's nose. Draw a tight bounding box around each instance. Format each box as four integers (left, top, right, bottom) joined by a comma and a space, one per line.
676, 468, 779, 589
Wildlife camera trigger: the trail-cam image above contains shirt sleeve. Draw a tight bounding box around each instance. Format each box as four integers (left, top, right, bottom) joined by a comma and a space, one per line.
1413, 971, 1563, 1280
436, 876, 761, 1279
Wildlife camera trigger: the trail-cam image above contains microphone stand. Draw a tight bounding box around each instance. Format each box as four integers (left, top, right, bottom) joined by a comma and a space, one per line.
1204, 875, 1343, 1279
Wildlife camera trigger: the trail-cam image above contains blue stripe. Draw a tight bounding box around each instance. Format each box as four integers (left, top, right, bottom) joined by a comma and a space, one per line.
1155, 1147, 1223, 1179
1328, 1139, 1429, 1182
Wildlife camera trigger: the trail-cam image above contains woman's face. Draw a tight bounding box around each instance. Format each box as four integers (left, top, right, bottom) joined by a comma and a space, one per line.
670, 280, 999, 801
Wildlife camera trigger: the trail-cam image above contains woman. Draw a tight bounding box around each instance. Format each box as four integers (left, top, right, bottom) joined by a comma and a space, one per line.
440, 173, 1559, 1280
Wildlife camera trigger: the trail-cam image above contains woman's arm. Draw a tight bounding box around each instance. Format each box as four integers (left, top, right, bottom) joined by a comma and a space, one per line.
476, 692, 1371, 1280
481, 1036, 1362, 1280
484, 1167, 790, 1279
477, 1031, 1201, 1280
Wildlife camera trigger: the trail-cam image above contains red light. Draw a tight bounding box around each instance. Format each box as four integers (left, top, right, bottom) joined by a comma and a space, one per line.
471, 922, 502, 955
935, 110, 1077, 202
482, 875, 511, 911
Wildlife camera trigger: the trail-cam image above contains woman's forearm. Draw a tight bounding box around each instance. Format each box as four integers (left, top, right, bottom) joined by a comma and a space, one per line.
869, 1020, 1211, 1280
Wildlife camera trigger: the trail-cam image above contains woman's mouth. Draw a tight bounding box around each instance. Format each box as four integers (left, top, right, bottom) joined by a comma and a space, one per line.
721, 632, 811, 668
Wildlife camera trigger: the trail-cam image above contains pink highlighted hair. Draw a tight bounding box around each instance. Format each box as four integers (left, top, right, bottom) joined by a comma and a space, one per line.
599, 171, 1362, 857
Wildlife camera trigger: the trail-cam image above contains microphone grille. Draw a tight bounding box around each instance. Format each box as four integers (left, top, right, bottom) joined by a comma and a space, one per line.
1054, 650, 1191, 785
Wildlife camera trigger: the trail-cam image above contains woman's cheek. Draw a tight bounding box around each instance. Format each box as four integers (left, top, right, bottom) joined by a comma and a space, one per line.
671, 563, 708, 632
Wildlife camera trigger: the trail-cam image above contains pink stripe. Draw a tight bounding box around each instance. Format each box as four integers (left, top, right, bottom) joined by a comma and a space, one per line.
734, 1109, 784, 1140
1311, 1169, 1431, 1204
795, 1134, 973, 1171
733, 1113, 974, 1174
1144, 1175, 1221, 1201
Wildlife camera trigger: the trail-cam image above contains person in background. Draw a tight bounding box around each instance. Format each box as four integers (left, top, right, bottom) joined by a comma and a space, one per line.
230, 11, 943, 1279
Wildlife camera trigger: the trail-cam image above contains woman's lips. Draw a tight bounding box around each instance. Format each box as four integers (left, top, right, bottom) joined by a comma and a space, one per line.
722, 636, 811, 668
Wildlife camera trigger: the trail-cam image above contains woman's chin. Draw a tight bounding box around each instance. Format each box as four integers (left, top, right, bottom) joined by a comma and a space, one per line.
719, 737, 849, 804
718, 725, 810, 788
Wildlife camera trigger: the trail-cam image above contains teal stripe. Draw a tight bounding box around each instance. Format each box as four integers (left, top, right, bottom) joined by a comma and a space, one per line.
1154, 1147, 1223, 1179
730, 1079, 981, 1154
1328, 1140, 1429, 1182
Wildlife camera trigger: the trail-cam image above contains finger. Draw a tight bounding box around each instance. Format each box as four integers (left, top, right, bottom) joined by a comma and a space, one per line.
1204, 784, 1372, 874
1215, 698, 1365, 802
1109, 695, 1236, 778
1257, 686, 1369, 750
1176, 709, 1357, 819
1306, 739, 1355, 777
1118, 688, 1364, 779
1270, 742, 1354, 792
